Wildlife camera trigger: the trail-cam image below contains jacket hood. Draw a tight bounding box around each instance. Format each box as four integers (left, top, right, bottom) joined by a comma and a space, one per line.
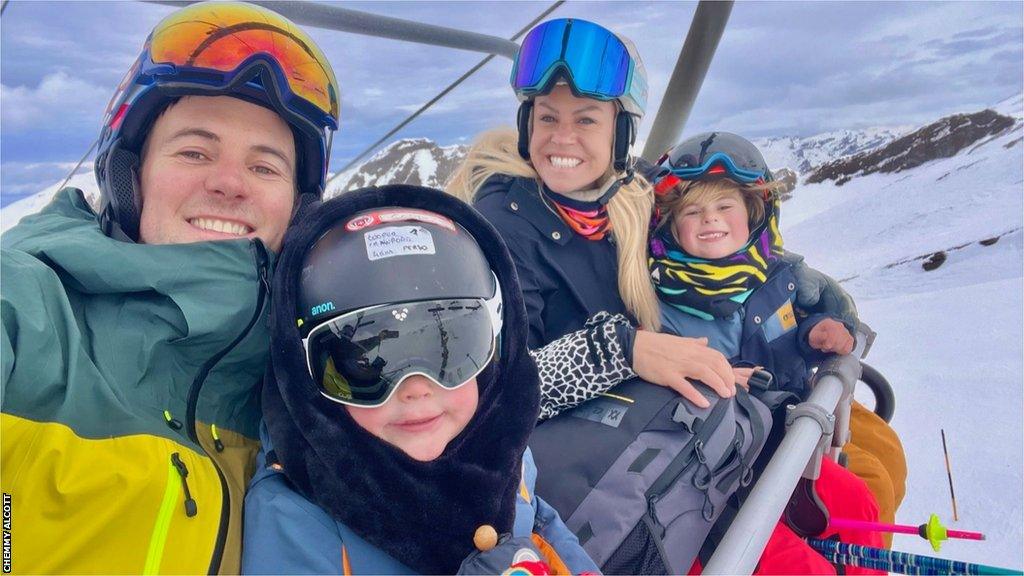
262, 185, 540, 574
2, 188, 272, 440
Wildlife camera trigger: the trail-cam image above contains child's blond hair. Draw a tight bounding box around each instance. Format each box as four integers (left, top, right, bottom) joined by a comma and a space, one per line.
657, 177, 784, 230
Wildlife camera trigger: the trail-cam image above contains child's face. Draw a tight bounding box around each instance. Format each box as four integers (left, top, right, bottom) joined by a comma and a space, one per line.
673, 190, 751, 259
345, 375, 479, 462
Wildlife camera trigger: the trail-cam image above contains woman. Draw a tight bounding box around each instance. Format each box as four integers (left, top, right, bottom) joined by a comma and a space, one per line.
448, 18, 857, 415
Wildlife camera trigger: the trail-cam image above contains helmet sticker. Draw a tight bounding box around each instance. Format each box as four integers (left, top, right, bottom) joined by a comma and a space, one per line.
364, 226, 436, 261
345, 209, 456, 232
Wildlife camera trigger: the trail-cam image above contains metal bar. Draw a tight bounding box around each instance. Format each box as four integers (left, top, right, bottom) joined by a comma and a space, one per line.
56, 138, 99, 193
703, 354, 861, 575
641, 0, 733, 161
147, 0, 519, 59
329, 0, 564, 183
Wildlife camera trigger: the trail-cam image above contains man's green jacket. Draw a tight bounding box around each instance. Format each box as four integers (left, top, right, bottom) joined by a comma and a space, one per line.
1, 189, 273, 574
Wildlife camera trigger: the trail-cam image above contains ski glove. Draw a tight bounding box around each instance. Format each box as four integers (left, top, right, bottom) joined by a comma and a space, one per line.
782, 250, 859, 333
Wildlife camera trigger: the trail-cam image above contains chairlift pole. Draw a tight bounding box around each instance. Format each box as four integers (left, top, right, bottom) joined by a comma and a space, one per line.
147, 1, 519, 59
703, 354, 862, 575
642, 1, 733, 161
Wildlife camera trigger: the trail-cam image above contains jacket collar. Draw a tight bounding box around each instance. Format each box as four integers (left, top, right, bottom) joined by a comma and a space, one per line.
504, 178, 574, 246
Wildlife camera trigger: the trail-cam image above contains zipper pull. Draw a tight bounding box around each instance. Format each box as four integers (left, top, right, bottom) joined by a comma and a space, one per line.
163, 410, 183, 431
171, 453, 198, 517
211, 424, 225, 453
646, 495, 666, 539
253, 239, 271, 297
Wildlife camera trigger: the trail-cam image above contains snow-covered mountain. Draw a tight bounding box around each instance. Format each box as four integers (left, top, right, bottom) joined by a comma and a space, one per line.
325, 138, 467, 198
754, 126, 912, 175
807, 109, 1017, 185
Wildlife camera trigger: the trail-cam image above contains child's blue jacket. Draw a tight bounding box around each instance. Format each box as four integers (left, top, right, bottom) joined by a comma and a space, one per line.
242, 427, 599, 575
660, 261, 837, 396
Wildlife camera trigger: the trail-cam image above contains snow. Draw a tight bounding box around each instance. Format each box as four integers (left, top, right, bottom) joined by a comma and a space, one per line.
412, 148, 438, 186
782, 116, 1024, 569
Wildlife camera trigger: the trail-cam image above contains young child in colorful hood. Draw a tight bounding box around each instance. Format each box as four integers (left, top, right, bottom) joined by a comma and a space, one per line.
242, 185, 599, 575
649, 132, 906, 565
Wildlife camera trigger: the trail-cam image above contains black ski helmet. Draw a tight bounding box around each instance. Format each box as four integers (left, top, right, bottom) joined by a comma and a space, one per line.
297, 207, 499, 333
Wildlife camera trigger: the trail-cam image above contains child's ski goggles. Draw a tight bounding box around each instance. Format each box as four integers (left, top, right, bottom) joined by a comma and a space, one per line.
511, 18, 645, 116
302, 289, 503, 408
125, 1, 339, 133
654, 132, 771, 194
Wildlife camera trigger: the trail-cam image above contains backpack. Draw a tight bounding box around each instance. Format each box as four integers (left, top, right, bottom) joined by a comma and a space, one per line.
529, 378, 773, 574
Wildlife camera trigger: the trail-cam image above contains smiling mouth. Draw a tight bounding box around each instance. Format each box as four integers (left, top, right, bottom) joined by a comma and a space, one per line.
549, 155, 582, 169
393, 414, 443, 432
697, 231, 728, 240
188, 217, 253, 236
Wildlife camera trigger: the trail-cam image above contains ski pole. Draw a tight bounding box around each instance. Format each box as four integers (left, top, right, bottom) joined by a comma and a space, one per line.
807, 538, 1023, 575
829, 513, 985, 551
942, 428, 960, 521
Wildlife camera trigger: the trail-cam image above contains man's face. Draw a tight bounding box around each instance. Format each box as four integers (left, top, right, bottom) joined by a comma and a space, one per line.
137, 95, 296, 252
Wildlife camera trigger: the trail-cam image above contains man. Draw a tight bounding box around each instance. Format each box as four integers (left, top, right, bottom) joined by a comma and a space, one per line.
0, 2, 339, 573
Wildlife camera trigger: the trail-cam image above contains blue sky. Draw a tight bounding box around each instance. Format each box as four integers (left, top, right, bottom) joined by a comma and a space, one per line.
1, 1, 1021, 207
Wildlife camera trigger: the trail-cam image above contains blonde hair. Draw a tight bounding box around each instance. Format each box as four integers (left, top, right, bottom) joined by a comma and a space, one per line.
656, 177, 783, 231
446, 128, 661, 331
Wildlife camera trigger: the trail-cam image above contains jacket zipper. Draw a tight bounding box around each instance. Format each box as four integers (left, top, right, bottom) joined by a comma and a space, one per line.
184, 240, 270, 575
171, 452, 198, 517
143, 457, 184, 574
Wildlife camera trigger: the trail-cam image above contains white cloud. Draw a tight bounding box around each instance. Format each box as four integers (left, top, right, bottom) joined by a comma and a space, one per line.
1, 71, 110, 132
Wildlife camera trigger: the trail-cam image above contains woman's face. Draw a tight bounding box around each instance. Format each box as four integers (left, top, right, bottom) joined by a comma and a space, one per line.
528, 84, 617, 194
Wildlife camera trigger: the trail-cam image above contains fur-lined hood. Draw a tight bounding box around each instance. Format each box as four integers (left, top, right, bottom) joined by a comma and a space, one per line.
261, 185, 541, 574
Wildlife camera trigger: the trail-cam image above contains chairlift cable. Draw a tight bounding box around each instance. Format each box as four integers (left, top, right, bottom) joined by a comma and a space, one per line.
56, 138, 99, 194
328, 0, 565, 187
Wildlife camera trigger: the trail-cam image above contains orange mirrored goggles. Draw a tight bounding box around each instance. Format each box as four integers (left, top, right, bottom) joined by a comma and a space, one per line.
147, 1, 339, 128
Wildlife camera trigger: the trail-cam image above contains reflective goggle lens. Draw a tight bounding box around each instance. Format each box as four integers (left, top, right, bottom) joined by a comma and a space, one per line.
149, 2, 339, 123
513, 19, 631, 100
661, 133, 770, 184
304, 298, 499, 407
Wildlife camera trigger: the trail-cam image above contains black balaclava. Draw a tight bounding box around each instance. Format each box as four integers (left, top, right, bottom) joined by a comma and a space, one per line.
263, 185, 541, 574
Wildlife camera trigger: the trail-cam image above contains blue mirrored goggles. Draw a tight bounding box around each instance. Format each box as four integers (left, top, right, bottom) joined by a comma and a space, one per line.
656, 132, 771, 186
662, 151, 767, 184
512, 18, 635, 104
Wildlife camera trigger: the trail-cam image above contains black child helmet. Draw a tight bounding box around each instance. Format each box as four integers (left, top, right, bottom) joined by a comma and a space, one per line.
296, 207, 503, 408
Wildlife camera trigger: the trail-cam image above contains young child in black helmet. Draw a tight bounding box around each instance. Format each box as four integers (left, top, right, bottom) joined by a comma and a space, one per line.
242, 185, 599, 575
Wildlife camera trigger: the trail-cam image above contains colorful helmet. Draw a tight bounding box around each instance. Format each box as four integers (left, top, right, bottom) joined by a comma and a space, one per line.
510, 18, 647, 172
652, 131, 774, 195
296, 206, 503, 407
94, 1, 340, 241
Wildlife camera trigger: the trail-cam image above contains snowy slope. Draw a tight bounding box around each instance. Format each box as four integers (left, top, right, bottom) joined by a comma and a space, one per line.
781, 108, 1023, 568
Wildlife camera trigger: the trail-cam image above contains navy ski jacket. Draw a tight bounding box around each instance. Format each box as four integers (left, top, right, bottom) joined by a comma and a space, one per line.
660, 262, 836, 397
474, 175, 628, 348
